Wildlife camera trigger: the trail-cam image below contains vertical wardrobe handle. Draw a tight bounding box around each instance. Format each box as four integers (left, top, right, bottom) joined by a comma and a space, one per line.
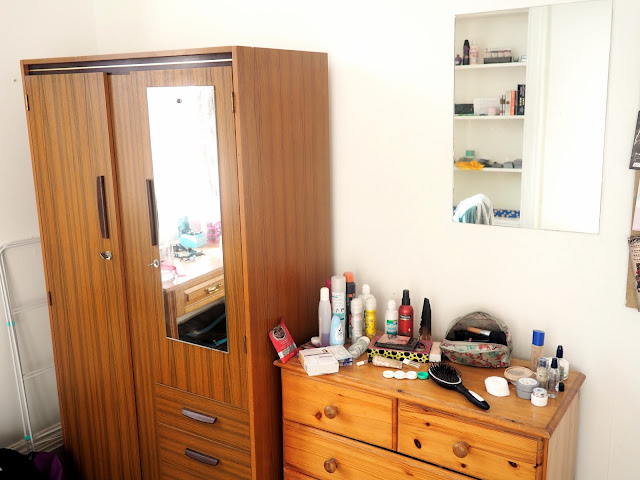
96, 176, 109, 239
146, 179, 158, 246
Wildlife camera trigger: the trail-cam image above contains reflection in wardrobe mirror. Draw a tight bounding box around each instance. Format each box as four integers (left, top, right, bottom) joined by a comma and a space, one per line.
147, 86, 228, 352
453, 0, 612, 233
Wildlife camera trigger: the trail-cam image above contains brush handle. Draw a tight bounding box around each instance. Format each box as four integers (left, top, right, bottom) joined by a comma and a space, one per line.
455, 384, 490, 410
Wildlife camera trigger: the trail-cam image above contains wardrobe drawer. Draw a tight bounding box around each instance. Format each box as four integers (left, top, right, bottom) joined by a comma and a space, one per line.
282, 372, 393, 449
398, 401, 540, 480
158, 423, 251, 480
283, 420, 467, 480
156, 384, 250, 451
183, 274, 225, 314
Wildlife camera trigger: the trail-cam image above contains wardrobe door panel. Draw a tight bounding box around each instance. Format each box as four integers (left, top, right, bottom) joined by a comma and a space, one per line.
24, 73, 141, 480
113, 66, 247, 408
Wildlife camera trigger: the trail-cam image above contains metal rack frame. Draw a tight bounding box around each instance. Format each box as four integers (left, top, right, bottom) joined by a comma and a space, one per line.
1, 237, 62, 452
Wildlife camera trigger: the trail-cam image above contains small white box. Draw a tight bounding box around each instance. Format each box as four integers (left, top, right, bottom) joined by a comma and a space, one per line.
299, 348, 339, 376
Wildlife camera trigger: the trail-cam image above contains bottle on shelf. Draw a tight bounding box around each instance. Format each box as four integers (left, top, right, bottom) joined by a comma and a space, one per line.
547, 358, 559, 398
463, 39, 470, 65
556, 345, 570, 381
365, 296, 377, 339
331, 276, 346, 341
530, 329, 545, 371
351, 298, 364, 340
344, 272, 356, 339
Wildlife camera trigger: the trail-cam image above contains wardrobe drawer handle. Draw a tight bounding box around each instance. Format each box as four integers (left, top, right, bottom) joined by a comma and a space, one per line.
184, 448, 219, 466
453, 441, 470, 458
181, 407, 217, 424
146, 179, 158, 246
205, 283, 222, 295
96, 176, 109, 239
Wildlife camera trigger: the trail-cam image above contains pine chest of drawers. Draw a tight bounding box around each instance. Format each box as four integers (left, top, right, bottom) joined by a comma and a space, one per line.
276, 357, 584, 480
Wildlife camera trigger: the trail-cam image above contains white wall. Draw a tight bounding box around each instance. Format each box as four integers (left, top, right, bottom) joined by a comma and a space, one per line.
1, 0, 638, 478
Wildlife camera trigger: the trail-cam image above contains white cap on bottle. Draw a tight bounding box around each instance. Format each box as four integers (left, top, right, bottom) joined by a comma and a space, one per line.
320, 287, 329, 301
361, 284, 371, 295
387, 299, 396, 310
366, 296, 376, 310
351, 298, 363, 313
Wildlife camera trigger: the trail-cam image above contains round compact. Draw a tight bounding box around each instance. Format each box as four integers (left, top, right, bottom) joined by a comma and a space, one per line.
484, 376, 510, 397
406, 371, 418, 380
394, 370, 406, 380
531, 387, 548, 407
504, 366, 535, 385
516, 377, 538, 400
382, 370, 395, 379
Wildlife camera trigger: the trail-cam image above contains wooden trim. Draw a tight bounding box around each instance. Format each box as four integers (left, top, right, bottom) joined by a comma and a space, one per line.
234, 46, 331, 479
545, 391, 580, 479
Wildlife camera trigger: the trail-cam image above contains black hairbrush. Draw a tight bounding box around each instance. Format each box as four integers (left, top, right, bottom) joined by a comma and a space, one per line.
428, 363, 490, 410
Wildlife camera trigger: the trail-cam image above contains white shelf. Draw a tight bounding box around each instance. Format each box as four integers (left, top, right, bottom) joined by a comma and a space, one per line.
455, 63, 526, 70
455, 115, 524, 120
455, 168, 522, 173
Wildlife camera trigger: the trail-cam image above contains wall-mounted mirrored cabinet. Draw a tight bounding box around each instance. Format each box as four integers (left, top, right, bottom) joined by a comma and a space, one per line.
453, 0, 612, 233
147, 86, 228, 352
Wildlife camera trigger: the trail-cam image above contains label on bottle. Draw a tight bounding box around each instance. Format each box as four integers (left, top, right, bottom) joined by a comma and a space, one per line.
331, 292, 346, 334
365, 310, 376, 338
386, 318, 398, 335
399, 314, 412, 336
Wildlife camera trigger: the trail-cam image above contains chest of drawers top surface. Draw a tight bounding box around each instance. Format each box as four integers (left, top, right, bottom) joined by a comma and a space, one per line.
276, 356, 585, 439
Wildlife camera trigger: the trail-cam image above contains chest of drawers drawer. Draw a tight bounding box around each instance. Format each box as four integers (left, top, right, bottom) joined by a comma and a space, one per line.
398, 401, 540, 480
157, 423, 251, 480
282, 372, 393, 449
284, 420, 468, 480
155, 383, 250, 451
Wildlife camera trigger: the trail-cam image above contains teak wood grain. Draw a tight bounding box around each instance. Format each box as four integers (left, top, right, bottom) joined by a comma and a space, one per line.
282, 371, 393, 449
283, 420, 468, 480
24, 72, 141, 479
398, 401, 539, 479
155, 383, 250, 451
233, 46, 331, 480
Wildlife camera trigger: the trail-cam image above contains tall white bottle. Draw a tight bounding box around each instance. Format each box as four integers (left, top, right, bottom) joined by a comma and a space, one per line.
350, 298, 364, 340
385, 299, 398, 335
331, 276, 346, 345
318, 287, 331, 347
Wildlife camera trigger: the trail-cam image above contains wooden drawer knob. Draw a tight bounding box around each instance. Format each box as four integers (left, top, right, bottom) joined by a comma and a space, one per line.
453, 441, 469, 458
324, 458, 338, 473
324, 404, 339, 419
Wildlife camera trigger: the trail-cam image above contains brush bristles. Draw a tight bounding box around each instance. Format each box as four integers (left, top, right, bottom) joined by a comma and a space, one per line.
429, 362, 461, 384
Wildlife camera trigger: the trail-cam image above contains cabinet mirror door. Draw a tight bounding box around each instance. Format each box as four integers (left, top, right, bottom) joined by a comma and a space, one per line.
146, 85, 228, 352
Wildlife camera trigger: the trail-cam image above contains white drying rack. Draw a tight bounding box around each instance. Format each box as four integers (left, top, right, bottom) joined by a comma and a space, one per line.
1, 237, 62, 453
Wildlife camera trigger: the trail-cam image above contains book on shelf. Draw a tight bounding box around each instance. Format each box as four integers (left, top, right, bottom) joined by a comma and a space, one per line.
510, 90, 516, 116
516, 84, 526, 115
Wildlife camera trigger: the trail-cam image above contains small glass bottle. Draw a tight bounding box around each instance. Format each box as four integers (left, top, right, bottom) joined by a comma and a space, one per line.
530, 330, 545, 371
536, 357, 548, 388
547, 357, 559, 398
556, 345, 570, 381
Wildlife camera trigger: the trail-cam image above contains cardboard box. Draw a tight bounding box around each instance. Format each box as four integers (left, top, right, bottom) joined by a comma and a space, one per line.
299, 348, 339, 376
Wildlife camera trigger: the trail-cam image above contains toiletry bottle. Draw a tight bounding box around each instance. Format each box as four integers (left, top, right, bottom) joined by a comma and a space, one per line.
398, 289, 414, 337
469, 43, 478, 65
331, 276, 346, 340
358, 284, 373, 313
463, 39, 470, 65
344, 272, 356, 339
365, 296, 377, 339
318, 287, 331, 347
350, 298, 364, 340
454, 54, 462, 66
385, 299, 398, 335
536, 357, 548, 388
556, 345, 570, 381
329, 314, 345, 346
347, 335, 369, 359
530, 329, 545, 371
325, 278, 332, 299
547, 357, 559, 398
419, 298, 431, 341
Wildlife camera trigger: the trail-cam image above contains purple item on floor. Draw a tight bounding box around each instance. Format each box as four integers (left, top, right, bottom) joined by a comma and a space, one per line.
29, 452, 65, 480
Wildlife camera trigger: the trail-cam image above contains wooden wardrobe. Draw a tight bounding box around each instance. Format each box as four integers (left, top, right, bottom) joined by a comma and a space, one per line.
21, 47, 330, 479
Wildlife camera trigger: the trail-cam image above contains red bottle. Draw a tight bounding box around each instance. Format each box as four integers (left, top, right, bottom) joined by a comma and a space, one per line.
398, 289, 414, 337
